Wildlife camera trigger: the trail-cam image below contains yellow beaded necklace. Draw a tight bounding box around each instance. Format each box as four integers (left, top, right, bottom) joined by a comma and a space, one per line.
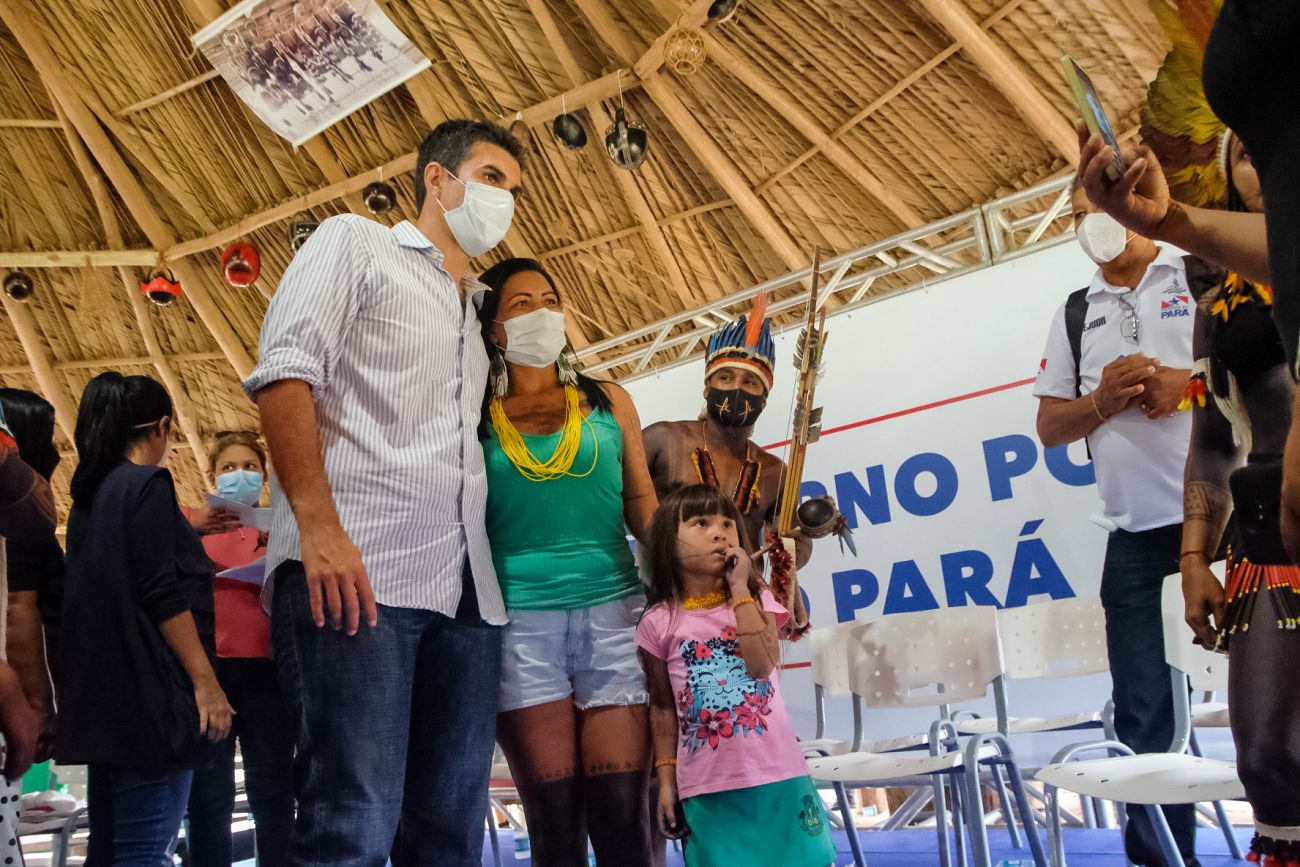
489, 383, 598, 482
683, 591, 728, 610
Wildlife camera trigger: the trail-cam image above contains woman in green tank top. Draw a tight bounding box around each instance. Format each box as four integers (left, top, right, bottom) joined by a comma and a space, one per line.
478, 258, 659, 866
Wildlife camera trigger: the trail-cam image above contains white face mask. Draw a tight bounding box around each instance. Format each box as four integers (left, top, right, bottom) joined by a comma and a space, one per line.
498, 308, 568, 368
437, 170, 515, 258
1076, 213, 1131, 264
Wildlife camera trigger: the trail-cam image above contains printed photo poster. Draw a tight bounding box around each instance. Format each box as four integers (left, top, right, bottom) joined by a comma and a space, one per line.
193, 0, 431, 146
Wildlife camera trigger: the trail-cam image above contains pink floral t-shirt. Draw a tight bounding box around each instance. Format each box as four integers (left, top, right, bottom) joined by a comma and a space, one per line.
636, 590, 809, 799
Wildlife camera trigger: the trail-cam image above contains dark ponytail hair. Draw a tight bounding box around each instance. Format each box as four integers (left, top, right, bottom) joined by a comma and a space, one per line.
0, 388, 59, 480
70, 373, 173, 508
476, 257, 611, 438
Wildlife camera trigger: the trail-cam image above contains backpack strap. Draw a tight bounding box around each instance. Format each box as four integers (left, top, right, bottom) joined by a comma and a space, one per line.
1063, 286, 1090, 398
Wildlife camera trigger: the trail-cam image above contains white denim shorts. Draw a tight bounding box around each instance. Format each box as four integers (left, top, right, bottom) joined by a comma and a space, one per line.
499, 593, 648, 712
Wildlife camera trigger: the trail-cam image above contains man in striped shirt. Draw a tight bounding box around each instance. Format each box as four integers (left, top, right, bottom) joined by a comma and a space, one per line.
244, 119, 523, 866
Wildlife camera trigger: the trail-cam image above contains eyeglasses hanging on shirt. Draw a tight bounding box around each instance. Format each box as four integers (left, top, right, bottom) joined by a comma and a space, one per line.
1116, 295, 1141, 344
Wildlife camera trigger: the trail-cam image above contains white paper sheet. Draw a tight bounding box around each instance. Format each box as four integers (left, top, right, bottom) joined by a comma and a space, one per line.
216, 555, 268, 587
205, 492, 272, 533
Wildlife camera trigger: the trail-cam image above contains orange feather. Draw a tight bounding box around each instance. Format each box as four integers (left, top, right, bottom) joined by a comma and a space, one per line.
744, 291, 768, 351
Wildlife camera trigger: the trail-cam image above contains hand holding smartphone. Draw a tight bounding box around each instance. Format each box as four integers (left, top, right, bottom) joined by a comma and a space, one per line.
1062, 56, 1126, 181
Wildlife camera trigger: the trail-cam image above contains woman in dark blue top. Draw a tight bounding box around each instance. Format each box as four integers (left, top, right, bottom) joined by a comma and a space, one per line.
60, 373, 233, 866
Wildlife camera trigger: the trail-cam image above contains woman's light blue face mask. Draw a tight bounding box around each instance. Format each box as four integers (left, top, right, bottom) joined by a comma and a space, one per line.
216, 469, 264, 506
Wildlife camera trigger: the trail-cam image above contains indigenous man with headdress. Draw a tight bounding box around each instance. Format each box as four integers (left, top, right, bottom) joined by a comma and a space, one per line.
641, 303, 813, 867
642, 304, 813, 618
1140, 1, 1300, 862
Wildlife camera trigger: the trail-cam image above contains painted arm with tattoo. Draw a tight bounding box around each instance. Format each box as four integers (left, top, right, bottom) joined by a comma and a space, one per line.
641, 649, 686, 840
1181, 305, 1243, 646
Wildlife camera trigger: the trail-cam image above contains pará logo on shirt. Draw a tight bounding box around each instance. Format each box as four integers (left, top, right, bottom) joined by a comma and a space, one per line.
1160, 295, 1190, 319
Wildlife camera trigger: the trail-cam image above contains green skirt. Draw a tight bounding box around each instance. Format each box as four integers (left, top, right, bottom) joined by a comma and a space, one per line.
681, 775, 836, 867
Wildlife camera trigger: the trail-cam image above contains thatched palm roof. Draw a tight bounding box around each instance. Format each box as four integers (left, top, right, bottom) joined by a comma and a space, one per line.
0, 0, 1166, 512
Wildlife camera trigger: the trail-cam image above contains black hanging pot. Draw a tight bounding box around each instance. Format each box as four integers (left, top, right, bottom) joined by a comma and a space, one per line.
605, 106, 648, 171
552, 112, 587, 150
290, 215, 320, 252
3, 271, 33, 302
364, 181, 397, 215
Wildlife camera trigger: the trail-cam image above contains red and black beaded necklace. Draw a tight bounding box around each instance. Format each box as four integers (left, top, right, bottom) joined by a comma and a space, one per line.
691, 421, 762, 514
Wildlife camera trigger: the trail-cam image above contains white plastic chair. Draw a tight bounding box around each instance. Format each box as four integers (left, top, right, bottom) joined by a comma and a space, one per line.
808, 606, 1048, 867
1035, 572, 1246, 866
17, 764, 89, 867
951, 598, 1114, 839
802, 625, 931, 762
956, 597, 1110, 737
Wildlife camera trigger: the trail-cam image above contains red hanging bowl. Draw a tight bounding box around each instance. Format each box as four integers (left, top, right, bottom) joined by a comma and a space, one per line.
221, 243, 260, 287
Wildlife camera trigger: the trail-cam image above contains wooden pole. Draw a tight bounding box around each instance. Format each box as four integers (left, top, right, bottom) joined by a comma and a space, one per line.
0, 1, 256, 380
0, 250, 161, 268
0, 118, 61, 129
0, 352, 226, 375
914, 0, 1079, 163
116, 70, 222, 117
569, 0, 806, 273
641, 74, 806, 272
53, 104, 210, 475
0, 292, 78, 442
523, 0, 701, 307
699, 32, 927, 229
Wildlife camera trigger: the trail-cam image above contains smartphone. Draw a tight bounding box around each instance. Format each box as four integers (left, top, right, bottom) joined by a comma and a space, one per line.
1061, 56, 1126, 181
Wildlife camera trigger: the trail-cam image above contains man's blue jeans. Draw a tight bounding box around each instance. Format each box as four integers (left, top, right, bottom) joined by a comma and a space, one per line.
1101, 524, 1197, 866
273, 561, 502, 867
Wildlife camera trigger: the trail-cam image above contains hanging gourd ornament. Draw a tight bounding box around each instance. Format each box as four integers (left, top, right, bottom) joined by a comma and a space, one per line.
3, 271, 33, 302
605, 106, 648, 171
220, 243, 260, 287
364, 181, 397, 215
552, 113, 587, 150
290, 214, 319, 252
141, 268, 182, 307
707, 0, 739, 24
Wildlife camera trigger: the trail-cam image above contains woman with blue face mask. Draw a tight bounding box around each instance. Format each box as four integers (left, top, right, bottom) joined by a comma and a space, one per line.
183, 431, 294, 867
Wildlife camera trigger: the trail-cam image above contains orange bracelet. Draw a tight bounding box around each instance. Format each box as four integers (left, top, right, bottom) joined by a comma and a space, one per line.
654, 758, 678, 769
731, 596, 756, 611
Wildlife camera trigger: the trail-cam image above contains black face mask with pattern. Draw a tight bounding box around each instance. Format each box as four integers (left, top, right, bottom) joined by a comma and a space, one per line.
705, 386, 766, 428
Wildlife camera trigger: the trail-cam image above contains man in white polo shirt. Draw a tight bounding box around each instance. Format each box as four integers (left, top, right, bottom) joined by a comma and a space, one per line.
1034, 175, 1205, 867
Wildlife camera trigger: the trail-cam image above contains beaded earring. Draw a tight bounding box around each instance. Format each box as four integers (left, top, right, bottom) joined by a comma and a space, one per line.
490, 351, 509, 399
557, 352, 578, 387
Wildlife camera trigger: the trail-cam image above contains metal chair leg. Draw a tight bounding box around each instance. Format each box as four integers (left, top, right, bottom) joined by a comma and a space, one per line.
963, 762, 994, 867
950, 770, 969, 867
1210, 799, 1244, 860
1081, 795, 1097, 829
833, 782, 868, 867
991, 761, 1024, 848
1187, 730, 1243, 859
1043, 783, 1066, 867
1002, 757, 1049, 867
487, 809, 502, 867
934, 774, 953, 867
1094, 797, 1114, 829
1143, 803, 1184, 867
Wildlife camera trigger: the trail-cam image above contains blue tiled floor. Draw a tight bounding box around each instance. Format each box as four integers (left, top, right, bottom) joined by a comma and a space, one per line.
483, 826, 1252, 865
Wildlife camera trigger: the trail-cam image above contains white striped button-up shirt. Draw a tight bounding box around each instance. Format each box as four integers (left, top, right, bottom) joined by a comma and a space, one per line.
243, 215, 506, 624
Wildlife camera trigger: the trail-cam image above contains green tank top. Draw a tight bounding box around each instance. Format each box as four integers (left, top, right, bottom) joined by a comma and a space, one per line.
484, 407, 640, 610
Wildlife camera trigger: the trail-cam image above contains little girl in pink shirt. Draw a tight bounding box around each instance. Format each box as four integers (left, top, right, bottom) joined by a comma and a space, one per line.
636, 484, 835, 867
